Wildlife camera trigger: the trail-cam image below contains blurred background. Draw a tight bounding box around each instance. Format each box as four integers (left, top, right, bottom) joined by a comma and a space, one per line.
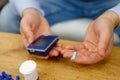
0, 0, 8, 10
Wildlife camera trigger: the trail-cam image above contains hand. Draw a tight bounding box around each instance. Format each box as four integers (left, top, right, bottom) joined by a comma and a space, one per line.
61, 11, 119, 64
20, 8, 62, 59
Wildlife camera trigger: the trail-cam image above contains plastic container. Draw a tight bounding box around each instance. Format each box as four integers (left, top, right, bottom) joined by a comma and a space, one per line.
19, 60, 39, 80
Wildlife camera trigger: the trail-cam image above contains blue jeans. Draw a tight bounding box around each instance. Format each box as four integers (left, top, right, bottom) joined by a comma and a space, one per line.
0, 0, 120, 44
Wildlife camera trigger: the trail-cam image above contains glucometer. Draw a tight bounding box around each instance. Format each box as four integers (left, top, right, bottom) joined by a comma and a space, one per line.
27, 35, 59, 56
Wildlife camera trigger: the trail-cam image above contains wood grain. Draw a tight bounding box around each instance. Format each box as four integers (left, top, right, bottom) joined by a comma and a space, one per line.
0, 32, 120, 80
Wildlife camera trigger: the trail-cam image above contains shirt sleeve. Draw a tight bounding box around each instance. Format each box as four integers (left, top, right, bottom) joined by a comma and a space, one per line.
109, 3, 120, 26
10, 0, 45, 17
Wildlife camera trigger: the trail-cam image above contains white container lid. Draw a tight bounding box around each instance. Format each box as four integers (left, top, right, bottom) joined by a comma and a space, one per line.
19, 60, 37, 75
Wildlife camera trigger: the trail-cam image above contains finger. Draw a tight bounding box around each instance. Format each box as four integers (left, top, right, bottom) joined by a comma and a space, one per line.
73, 44, 85, 51
62, 44, 84, 54
98, 29, 113, 57
20, 28, 29, 47
104, 36, 113, 57
55, 43, 63, 52
63, 51, 73, 58
21, 33, 29, 47
61, 49, 74, 54
56, 43, 62, 47
55, 46, 62, 52
21, 23, 34, 44
49, 48, 59, 57
31, 55, 49, 59
65, 45, 75, 50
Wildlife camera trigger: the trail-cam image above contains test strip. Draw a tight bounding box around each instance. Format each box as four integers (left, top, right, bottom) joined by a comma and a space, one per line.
71, 51, 77, 60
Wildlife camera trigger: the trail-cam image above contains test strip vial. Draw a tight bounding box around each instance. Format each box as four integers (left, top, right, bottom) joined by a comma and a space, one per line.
19, 60, 39, 80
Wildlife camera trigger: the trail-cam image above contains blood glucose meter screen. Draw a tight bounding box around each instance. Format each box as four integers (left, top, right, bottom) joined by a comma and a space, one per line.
33, 38, 52, 47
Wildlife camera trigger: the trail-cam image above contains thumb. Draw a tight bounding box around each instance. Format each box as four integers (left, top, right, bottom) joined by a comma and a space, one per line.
98, 30, 112, 57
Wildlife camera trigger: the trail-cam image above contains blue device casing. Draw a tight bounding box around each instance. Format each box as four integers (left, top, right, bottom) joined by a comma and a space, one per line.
27, 35, 59, 56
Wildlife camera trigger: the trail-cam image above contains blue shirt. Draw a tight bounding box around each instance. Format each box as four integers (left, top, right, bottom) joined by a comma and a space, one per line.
10, 0, 120, 25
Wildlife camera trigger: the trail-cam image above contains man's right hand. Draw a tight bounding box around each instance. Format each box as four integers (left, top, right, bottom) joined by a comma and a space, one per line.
20, 8, 62, 59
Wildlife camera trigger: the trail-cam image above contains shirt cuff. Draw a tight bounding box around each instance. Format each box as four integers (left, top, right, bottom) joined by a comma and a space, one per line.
11, 0, 45, 17
108, 3, 120, 27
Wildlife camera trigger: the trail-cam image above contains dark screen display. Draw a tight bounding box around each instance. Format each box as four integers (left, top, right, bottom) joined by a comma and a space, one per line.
33, 38, 52, 47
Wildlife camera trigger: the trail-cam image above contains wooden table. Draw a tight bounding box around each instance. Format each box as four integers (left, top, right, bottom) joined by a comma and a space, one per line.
0, 32, 120, 80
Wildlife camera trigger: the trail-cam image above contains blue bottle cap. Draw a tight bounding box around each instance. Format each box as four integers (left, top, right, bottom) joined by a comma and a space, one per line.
16, 76, 20, 80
